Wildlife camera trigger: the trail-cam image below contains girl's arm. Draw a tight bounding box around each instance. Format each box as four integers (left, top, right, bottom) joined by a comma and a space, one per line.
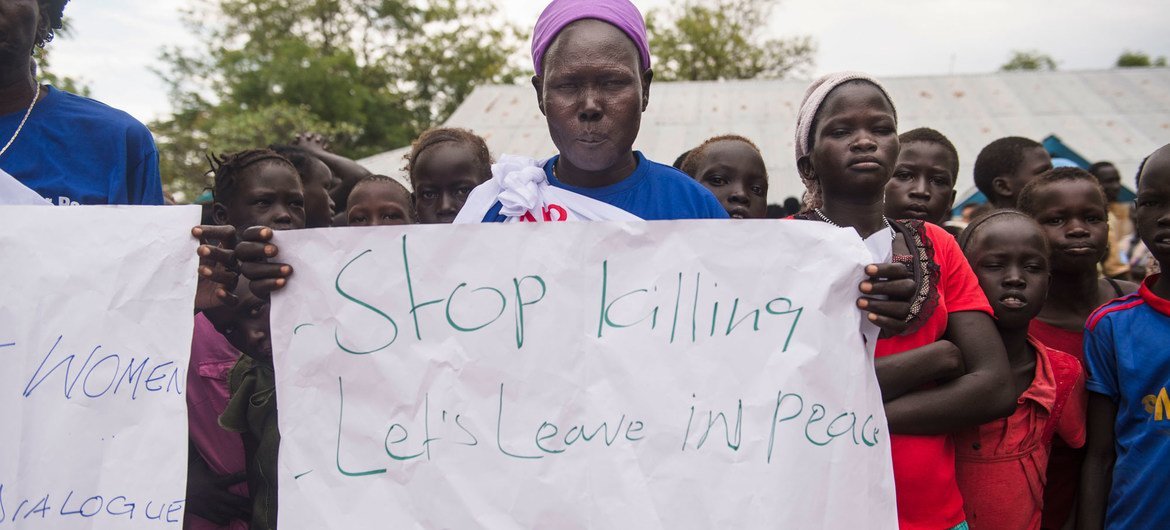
1077, 393, 1117, 530
882, 311, 1015, 434
874, 340, 964, 402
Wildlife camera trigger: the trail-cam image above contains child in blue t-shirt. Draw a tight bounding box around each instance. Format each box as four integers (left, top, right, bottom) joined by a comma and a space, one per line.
1079, 142, 1170, 529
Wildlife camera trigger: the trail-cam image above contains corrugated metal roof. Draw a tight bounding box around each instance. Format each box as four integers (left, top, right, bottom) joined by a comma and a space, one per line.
360, 68, 1170, 202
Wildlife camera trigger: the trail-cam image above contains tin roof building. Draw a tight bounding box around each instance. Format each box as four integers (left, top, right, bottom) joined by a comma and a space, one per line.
360, 68, 1170, 204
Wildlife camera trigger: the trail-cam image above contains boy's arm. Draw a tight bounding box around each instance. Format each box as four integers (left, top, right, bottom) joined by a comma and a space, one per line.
1077, 393, 1116, 530
882, 311, 1015, 434
874, 340, 964, 402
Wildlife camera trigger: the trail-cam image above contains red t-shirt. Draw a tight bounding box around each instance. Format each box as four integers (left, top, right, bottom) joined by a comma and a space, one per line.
954, 337, 1087, 530
876, 222, 993, 530
1028, 319, 1087, 530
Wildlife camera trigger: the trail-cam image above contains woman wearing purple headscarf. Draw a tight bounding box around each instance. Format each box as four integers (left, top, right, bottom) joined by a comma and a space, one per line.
457, 0, 728, 222
225, 0, 918, 336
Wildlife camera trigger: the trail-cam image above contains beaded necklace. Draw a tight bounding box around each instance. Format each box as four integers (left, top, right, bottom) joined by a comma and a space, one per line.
0, 82, 41, 159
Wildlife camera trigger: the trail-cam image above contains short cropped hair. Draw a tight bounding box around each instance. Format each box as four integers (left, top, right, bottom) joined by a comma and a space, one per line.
1089, 161, 1116, 177
679, 134, 763, 178
1017, 167, 1107, 216
898, 127, 959, 177
403, 128, 492, 187
348, 175, 417, 222
958, 208, 1049, 254
973, 136, 1044, 198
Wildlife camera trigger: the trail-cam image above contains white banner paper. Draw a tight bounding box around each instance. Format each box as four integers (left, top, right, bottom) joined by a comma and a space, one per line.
0, 206, 200, 528
272, 220, 898, 529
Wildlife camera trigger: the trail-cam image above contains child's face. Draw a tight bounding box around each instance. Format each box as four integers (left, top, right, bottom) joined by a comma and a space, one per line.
1029, 180, 1109, 273
1094, 165, 1123, 203
801, 82, 899, 204
204, 280, 272, 360
347, 181, 414, 227
412, 142, 486, 224
214, 162, 306, 231
965, 218, 1050, 329
884, 141, 956, 224
1006, 147, 1053, 201
693, 140, 769, 219
302, 158, 336, 228
1136, 148, 1170, 266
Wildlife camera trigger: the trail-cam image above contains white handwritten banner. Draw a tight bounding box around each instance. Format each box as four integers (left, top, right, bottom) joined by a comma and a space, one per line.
271, 220, 897, 529
0, 206, 199, 528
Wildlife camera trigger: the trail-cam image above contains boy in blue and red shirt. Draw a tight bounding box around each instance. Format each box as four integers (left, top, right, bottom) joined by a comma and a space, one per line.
1079, 143, 1170, 529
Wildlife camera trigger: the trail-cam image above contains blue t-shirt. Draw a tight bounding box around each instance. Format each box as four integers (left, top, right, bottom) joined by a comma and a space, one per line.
481, 151, 728, 222
0, 85, 162, 205
1083, 275, 1170, 529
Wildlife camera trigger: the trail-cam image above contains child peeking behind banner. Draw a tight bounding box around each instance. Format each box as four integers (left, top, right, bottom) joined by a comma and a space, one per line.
192, 149, 307, 530
204, 277, 280, 530
346, 175, 417, 226
679, 134, 770, 219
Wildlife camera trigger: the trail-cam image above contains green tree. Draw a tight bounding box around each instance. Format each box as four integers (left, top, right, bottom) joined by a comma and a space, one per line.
153, 0, 523, 197
1117, 50, 1168, 68
646, 0, 815, 81
1000, 50, 1058, 72
32, 19, 90, 96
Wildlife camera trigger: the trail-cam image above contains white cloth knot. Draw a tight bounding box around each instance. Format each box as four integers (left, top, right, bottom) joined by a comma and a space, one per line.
494, 155, 548, 217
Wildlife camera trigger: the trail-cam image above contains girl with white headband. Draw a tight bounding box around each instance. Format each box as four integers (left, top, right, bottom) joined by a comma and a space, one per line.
792, 72, 1015, 530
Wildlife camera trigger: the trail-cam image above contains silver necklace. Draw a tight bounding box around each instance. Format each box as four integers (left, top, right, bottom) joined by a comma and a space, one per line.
813, 207, 896, 241
0, 82, 41, 159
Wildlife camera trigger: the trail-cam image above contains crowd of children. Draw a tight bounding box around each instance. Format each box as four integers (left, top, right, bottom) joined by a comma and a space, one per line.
180, 1, 1166, 527
4, 0, 1167, 529
181, 102, 1170, 530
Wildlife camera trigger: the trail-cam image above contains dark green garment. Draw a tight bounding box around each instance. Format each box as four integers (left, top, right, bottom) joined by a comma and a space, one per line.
219, 355, 279, 530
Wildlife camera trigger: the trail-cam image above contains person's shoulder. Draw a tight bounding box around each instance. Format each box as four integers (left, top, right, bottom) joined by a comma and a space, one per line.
1114, 278, 1140, 296
47, 86, 153, 137
639, 157, 727, 219
1086, 292, 1145, 332
1040, 342, 1084, 378
642, 158, 705, 191
919, 220, 958, 245
903, 219, 965, 265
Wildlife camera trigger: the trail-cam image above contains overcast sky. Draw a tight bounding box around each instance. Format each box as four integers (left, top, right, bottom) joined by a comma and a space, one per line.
48, 0, 1170, 124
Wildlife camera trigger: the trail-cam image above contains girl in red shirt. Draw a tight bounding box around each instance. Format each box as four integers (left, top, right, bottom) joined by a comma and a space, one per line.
1017, 168, 1137, 528
954, 210, 1086, 530
792, 72, 1016, 530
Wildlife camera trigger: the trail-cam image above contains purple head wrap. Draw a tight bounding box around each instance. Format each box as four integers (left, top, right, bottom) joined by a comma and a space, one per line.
531, 0, 651, 75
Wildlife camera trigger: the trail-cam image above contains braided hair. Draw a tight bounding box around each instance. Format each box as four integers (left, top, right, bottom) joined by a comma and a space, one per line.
404, 128, 492, 188
35, 0, 69, 49
209, 149, 295, 205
